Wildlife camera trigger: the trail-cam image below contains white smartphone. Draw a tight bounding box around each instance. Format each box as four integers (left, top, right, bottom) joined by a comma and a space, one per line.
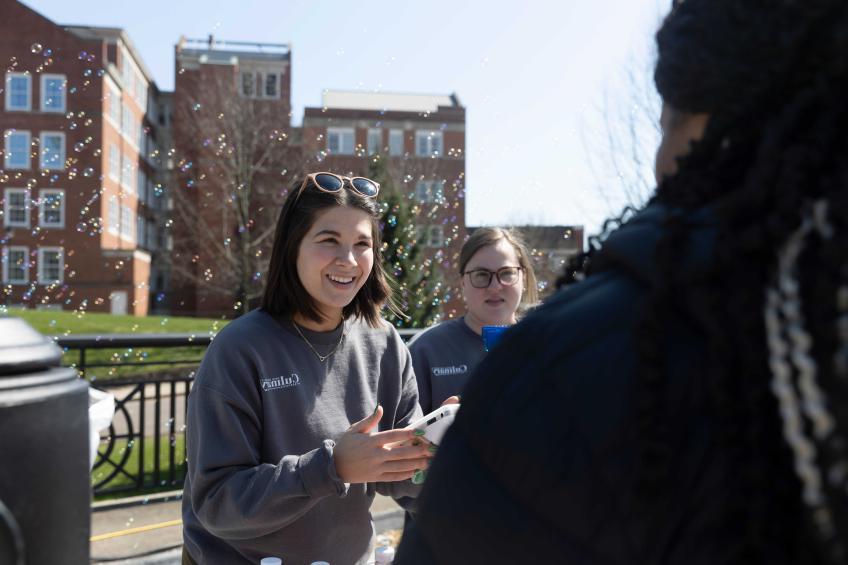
408, 403, 460, 446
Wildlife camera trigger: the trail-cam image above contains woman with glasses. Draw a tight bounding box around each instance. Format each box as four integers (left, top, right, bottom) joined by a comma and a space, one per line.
182, 173, 432, 565
397, 0, 848, 563
409, 228, 538, 419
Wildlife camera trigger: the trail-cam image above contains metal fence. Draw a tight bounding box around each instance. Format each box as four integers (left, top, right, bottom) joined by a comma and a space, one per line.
58, 329, 421, 497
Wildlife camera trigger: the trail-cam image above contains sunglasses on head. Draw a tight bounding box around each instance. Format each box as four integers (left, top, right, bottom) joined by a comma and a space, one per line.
296, 172, 380, 201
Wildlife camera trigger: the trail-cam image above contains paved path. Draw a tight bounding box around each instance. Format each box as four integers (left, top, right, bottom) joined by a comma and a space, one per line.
90, 491, 404, 564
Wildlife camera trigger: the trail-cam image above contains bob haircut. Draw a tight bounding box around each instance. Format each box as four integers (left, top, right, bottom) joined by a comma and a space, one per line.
261, 176, 399, 327
458, 227, 539, 306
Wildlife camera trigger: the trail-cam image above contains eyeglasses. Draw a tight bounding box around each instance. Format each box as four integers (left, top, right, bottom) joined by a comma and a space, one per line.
463, 267, 523, 289
296, 172, 380, 201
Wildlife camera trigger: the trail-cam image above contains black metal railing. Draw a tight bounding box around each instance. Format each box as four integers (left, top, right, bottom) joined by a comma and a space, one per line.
56, 328, 421, 497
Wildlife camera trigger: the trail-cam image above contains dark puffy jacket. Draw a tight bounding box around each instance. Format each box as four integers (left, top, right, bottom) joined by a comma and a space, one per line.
395, 204, 763, 564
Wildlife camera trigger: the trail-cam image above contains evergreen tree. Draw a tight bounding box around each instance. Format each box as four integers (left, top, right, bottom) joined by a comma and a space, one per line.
369, 157, 443, 328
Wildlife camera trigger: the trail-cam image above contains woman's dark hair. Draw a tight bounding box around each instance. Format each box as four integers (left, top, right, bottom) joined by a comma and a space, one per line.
572, 1, 848, 562
261, 177, 401, 327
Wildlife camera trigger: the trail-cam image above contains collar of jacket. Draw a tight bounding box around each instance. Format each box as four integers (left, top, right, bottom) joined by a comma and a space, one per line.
590, 202, 719, 287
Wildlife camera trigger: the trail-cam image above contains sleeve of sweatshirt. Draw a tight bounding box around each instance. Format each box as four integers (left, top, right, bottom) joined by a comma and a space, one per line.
376, 330, 425, 503
185, 337, 348, 540
409, 337, 434, 415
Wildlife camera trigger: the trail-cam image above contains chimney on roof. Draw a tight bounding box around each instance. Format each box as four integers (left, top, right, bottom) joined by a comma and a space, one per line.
208, 34, 215, 49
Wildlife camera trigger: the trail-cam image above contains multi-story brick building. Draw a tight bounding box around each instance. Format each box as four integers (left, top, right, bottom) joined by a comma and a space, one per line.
169, 36, 293, 317
302, 90, 467, 318
3, 1, 579, 321
0, 0, 168, 315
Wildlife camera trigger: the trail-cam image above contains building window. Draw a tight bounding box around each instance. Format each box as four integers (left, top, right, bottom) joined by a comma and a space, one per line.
241, 72, 254, 97
415, 180, 445, 203
121, 158, 135, 194
426, 225, 445, 248
2, 246, 29, 284
120, 205, 135, 241
109, 144, 120, 181
40, 74, 66, 113
38, 189, 64, 228
121, 101, 136, 145
240, 71, 280, 99
264, 73, 278, 98
415, 225, 445, 248
121, 49, 132, 89
108, 197, 120, 235
135, 73, 147, 110
389, 129, 404, 156
367, 128, 382, 156
108, 84, 121, 125
39, 132, 65, 170
327, 127, 355, 155
3, 188, 29, 228
147, 219, 157, 250
138, 172, 148, 204
137, 215, 146, 247
415, 130, 443, 157
4, 130, 30, 169
5, 73, 31, 111
37, 247, 63, 284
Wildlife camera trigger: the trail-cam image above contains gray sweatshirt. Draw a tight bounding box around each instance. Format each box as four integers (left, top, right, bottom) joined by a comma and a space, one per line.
409, 317, 485, 414
182, 309, 422, 565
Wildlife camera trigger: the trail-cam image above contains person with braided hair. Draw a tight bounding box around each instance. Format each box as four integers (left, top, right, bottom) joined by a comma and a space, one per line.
395, 0, 848, 563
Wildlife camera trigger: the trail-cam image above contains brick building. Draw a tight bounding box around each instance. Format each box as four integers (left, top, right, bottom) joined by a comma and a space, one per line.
2, 0, 579, 321
302, 90, 467, 318
0, 0, 168, 315
169, 37, 293, 317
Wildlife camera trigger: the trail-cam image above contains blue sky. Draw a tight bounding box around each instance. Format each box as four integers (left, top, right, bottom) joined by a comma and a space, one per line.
24, 0, 668, 235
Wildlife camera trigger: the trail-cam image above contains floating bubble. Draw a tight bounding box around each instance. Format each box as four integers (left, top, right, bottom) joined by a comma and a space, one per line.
44, 48, 53, 56
82, 167, 94, 177
73, 142, 85, 152
193, 103, 202, 112
30, 43, 42, 54
78, 51, 88, 60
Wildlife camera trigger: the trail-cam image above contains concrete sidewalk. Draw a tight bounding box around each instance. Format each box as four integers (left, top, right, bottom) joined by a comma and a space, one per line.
90, 491, 405, 564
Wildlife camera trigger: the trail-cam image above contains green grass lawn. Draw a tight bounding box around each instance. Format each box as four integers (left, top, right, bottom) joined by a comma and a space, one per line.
92, 434, 187, 500
4, 307, 227, 336
4, 307, 228, 381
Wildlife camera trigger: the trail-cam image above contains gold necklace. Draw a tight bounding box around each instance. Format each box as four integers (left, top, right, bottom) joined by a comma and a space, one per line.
292, 319, 345, 363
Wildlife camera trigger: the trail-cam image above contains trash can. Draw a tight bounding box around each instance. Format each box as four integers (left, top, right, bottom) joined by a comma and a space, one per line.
0, 316, 90, 565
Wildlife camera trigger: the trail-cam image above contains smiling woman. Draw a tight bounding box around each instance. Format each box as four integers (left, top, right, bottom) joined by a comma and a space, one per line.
181, 173, 431, 565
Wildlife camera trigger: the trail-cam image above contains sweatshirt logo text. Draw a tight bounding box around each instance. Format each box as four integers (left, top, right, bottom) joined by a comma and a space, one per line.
432, 365, 468, 376
260, 373, 301, 392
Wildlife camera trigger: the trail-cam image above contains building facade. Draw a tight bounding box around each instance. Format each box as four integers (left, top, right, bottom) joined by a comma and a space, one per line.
302, 90, 467, 318
0, 0, 168, 315
1, 0, 581, 321
169, 37, 293, 317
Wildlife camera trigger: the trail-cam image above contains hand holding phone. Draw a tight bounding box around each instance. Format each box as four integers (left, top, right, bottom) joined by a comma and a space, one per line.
408, 403, 460, 446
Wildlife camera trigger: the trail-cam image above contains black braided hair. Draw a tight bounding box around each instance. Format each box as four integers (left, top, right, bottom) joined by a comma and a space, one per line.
571, 0, 848, 562
649, 1, 848, 563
